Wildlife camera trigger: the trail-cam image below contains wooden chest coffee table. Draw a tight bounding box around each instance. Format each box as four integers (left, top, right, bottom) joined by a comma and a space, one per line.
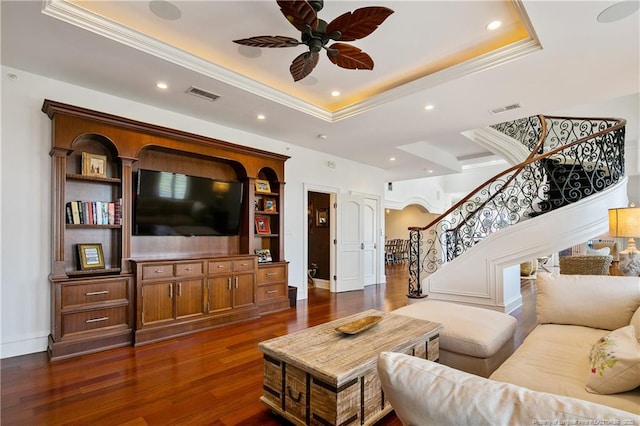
258, 309, 442, 425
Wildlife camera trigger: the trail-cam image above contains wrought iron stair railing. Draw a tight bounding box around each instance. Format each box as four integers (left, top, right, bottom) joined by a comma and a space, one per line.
408, 115, 626, 297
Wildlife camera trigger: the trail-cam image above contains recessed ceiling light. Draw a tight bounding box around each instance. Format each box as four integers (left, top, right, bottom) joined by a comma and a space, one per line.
257, 114, 266, 120
390, 157, 396, 161
597, 0, 640, 23
156, 82, 168, 89
331, 91, 341, 97
424, 104, 434, 110
318, 134, 327, 140
486, 20, 502, 30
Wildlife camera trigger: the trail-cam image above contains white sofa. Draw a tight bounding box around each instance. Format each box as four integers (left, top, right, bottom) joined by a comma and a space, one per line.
378, 274, 640, 424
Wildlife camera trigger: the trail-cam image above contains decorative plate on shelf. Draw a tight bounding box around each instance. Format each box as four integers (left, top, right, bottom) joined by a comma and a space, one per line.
335, 316, 383, 335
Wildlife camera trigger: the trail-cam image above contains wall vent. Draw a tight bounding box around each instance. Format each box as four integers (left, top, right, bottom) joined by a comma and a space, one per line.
186, 86, 220, 102
490, 103, 521, 115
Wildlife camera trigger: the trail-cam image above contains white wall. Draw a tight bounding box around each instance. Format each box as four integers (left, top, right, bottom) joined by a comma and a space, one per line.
0, 66, 386, 358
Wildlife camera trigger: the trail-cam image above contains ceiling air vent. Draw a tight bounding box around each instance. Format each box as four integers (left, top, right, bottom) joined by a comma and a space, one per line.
490, 103, 521, 115
186, 86, 220, 102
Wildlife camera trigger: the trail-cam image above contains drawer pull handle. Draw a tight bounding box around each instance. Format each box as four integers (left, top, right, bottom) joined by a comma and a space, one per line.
266, 272, 277, 276
266, 290, 278, 294
154, 269, 164, 273
287, 386, 302, 403
185, 267, 192, 271
86, 316, 108, 323
85, 290, 109, 296
241, 263, 248, 266
217, 265, 225, 268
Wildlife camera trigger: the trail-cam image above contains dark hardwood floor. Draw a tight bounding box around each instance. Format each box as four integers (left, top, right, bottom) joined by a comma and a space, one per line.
1, 265, 536, 425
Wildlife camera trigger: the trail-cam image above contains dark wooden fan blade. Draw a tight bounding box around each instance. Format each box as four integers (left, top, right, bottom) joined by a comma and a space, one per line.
277, 0, 318, 32
326, 7, 394, 41
327, 43, 374, 70
233, 36, 300, 48
290, 51, 319, 81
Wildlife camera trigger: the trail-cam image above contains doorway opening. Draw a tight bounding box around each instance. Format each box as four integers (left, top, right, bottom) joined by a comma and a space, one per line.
308, 191, 332, 290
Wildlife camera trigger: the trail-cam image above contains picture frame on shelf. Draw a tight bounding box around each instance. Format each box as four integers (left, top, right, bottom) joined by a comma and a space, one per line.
255, 215, 271, 234
82, 152, 107, 178
316, 208, 328, 227
77, 243, 105, 270
255, 179, 271, 194
255, 248, 272, 263
263, 197, 277, 213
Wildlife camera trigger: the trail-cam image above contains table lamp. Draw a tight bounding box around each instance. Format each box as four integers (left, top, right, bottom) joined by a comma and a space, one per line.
608, 206, 640, 276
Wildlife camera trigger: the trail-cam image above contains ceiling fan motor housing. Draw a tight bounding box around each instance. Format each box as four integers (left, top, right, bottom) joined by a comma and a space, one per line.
302, 19, 339, 53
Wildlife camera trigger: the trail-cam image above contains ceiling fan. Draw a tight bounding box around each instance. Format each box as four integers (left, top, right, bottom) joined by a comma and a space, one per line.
233, 0, 394, 82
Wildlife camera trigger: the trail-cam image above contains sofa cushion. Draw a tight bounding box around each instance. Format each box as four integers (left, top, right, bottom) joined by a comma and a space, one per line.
377, 352, 638, 426
537, 274, 640, 330
587, 325, 640, 395
392, 300, 516, 358
490, 324, 640, 413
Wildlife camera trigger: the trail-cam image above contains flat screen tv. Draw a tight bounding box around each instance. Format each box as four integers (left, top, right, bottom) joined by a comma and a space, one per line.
134, 169, 244, 236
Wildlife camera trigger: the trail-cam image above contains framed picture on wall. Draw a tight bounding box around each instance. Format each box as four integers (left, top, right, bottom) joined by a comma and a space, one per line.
255, 215, 271, 234
316, 208, 328, 227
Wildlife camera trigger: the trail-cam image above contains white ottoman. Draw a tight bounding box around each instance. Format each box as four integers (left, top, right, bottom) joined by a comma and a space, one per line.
393, 300, 517, 377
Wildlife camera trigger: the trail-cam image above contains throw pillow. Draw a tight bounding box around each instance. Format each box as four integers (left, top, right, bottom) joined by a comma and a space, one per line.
586, 325, 640, 394
631, 308, 640, 341
586, 247, 610, 256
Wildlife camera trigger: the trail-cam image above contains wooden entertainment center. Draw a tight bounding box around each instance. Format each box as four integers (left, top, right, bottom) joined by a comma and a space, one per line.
43, 100, 290, 360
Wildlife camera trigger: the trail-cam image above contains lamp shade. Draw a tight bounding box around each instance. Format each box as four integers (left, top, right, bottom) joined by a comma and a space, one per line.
608, 207, 640, 238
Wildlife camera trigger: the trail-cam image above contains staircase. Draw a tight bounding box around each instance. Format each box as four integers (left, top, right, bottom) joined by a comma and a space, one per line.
408, 115, 628, 312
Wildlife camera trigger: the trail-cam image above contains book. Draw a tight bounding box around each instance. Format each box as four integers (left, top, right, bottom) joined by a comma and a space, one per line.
108, 202, 115, 225
66, 202, 73, 224
70, 201, 80, 224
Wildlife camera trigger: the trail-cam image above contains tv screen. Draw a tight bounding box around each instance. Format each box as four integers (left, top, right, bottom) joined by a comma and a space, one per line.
134, 169, 243, 236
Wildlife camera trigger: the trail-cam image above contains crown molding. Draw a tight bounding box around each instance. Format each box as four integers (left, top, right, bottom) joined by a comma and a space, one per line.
42, 0, 542, 123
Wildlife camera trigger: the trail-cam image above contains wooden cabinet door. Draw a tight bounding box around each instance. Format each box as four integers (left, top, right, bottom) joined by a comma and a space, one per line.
233, 273, 255, 309
208, 276, 232, 313
141, 281, 175, 325
176, 279, 204, 319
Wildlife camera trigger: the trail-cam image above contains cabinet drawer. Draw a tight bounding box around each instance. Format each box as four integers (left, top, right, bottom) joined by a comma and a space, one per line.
62, 279, 128, 308
142, 264, 174, 280
61, 306, 128, 338
208, 260, 232, 274
256, 283, 286, 301
233, 258, 255, 272
175, 262, 203, 277
257, 266, 286, 283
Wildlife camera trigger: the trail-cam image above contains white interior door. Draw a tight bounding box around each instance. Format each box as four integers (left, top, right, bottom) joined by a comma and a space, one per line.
362, 198, 377, 286
336, 194, 364, 292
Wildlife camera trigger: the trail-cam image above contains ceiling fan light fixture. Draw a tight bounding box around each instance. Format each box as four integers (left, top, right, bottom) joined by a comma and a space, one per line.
331, 90, 340, 97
